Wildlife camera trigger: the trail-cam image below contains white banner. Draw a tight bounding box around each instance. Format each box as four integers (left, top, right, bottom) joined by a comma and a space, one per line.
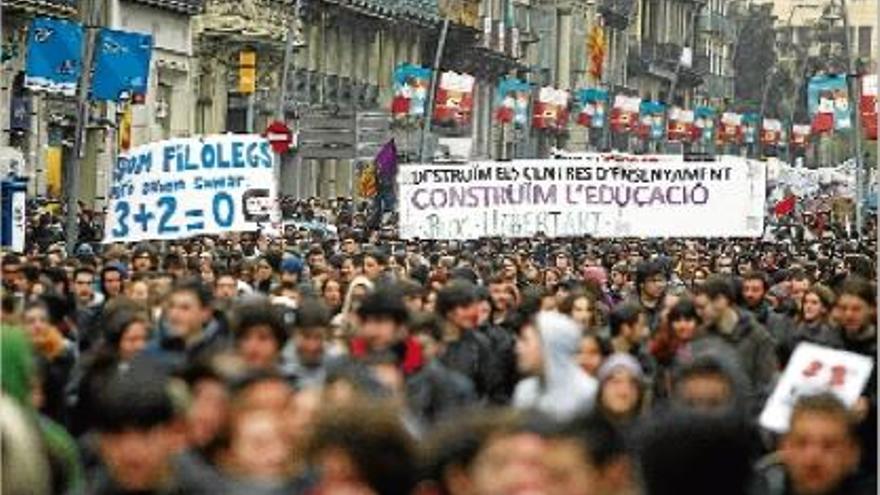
397, 154, 766, 239
760, 342, 874, 433
104, 134, 278, 243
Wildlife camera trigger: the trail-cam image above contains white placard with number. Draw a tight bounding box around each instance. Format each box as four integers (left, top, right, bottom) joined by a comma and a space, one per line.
759, 342, 874, 433
104, 134, 278, 243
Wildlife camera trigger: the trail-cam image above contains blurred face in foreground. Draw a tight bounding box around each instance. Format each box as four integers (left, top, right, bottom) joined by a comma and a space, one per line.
238, 325, 280, 369
229, 409, 292, 479
472, 432, 549, 495
544, 439, 600, 495
99, 426, 175, 491
359, 316, 399, 352
675, 373, 733, 413
780, 411, 858, 495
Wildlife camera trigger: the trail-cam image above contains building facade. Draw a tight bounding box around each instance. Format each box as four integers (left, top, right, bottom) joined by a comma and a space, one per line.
1, 0, 201, 203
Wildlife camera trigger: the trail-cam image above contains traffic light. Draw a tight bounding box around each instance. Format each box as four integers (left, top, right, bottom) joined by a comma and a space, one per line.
239, 50, 256, 94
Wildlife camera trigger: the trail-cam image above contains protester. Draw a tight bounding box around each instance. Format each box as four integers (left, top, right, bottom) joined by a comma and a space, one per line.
513, 311, 598, 421
756, 393, 874, 495
1, 190, 877, 495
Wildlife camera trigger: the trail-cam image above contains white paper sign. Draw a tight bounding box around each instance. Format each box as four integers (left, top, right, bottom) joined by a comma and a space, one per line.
397, 154, 766, 239
759, 342, 874, 433
104, 134, 278, 243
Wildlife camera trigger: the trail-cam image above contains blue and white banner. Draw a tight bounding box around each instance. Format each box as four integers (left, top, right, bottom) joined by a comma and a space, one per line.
104, 135, 279, 243
91, 28, 153, 102
24, 17, 84, 96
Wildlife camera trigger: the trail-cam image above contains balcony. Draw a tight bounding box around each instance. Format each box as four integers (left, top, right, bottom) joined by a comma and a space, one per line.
4, 0, 77, 15
127, 0, 203, 14
627, 40, 681, 81
697, 12, 736, 42
703, 74, 734, 99
598, 0, 636, 30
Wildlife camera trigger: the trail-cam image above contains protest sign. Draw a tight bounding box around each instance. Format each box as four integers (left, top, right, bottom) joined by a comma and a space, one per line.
759, 342, 874, 433
104, 134, 278, 243
397, 154, 766, 239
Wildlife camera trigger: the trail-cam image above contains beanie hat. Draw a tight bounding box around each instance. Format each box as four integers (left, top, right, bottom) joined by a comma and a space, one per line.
598, 353, 644, 383
280, 256, 304, 274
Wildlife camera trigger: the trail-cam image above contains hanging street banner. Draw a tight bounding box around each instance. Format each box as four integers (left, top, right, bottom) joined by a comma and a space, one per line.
104, 135, 278, 243
91, 28, 153, 102
495, 78, 531, 127
24, 17, 84, 96
397, 154, 766, 239
391, 64, 431, 121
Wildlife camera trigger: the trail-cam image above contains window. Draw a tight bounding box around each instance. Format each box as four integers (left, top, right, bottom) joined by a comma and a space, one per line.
858, 26, 872, 58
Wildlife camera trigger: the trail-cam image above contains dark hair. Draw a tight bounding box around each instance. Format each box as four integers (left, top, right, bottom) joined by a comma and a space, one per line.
609, 302, 644, 337
741, 270, 769, 290
836, 276, 876, 307
363, 249, 388, 267
170, 277, 213, 308
296, 298, 331, 329
435, 280, 478, 317
356, 285, 409, 325
667, 299, 699, 323
559, 290, 598, 316
638, 411, 756, 495
103, 308, 150, 351
73, 266, 95, 280
698, 275, 736, 303
398, 278, 426, 299
231, 298, 287, 345
409, 311, 444, 342
559, 413, 628, 469
672, 354, 735, 391
93, 357, 175, 432
307, 401, 417, 495
635, 260, 666, 289
423, 409, 522, 494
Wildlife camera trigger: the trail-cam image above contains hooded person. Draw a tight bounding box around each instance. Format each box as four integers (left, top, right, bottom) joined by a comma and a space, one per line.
512, 311, 598, 421
1, 326, 84, 494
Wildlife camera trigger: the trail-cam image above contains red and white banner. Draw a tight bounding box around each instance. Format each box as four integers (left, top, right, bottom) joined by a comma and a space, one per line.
719, 112, 742, 144
791, 124, 811, 148
532, 87, 569, 130
610, 95, 640, 133
761, 119, 782, 146
667, 107, 695, 142
433, 71, 476, 127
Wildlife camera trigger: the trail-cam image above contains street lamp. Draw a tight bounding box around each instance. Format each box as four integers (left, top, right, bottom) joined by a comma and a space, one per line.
821, 0, 864, 236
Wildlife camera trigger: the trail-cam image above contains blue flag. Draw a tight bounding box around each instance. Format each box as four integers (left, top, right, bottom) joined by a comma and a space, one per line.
91, 28, 153, 102
25, 17, 84, 96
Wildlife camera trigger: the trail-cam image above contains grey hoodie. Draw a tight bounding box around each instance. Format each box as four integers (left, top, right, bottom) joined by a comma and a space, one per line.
513, 312, 598, 421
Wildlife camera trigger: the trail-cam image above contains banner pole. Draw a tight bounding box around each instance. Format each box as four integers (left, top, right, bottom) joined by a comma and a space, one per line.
66, 0, 102, 256
419, 18, 450, 163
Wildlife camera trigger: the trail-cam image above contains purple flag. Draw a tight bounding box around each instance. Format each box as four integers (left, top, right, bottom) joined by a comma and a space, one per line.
376, 139, 398, 179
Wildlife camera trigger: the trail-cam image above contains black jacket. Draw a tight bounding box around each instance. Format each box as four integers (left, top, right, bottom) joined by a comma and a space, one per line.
406, 360, 477, 423
476, 322, 518, 404
693, 310, 779, 414
438, 329, 497, 402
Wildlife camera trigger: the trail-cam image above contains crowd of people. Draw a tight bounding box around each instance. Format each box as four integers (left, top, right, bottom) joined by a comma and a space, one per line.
1, 195, 877, 495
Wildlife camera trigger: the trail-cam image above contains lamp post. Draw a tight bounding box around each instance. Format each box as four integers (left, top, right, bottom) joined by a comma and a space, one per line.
821, 0, 864, 236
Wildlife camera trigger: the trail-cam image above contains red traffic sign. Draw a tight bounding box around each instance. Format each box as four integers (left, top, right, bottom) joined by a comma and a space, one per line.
264, 120, 293, 154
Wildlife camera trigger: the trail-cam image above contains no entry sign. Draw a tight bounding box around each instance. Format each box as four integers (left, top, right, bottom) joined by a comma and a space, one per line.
264, 120, 293, 154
